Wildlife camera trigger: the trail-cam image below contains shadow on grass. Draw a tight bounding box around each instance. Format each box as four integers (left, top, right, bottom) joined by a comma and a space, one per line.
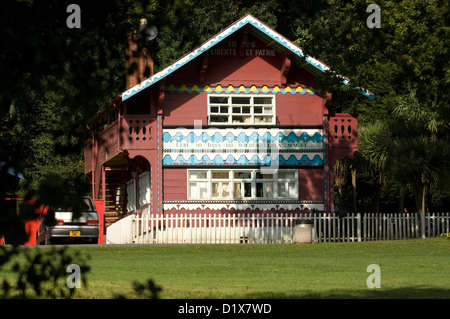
231, 286, 450, 299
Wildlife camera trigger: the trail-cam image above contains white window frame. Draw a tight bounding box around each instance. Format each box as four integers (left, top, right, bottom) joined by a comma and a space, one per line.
207, 95, 276, 125
187, 169, 298, 200
187, 170, 210, 200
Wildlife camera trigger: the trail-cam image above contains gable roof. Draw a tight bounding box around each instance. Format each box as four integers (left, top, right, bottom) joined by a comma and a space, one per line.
122, 14, 374, 101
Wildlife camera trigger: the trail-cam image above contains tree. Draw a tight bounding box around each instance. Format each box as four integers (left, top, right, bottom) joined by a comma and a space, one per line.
291, 0, 450, 215
388, 87, 450, 218
291, 0, 450, 124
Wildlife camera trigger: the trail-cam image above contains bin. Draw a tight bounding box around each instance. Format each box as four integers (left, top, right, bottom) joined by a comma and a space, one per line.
294, 219, 313, 243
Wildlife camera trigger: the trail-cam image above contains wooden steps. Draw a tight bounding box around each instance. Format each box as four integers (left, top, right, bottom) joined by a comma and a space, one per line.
102, 166, 129, 228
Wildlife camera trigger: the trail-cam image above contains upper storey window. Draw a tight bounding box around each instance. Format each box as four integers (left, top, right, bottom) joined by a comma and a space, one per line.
208, 95, 275, 125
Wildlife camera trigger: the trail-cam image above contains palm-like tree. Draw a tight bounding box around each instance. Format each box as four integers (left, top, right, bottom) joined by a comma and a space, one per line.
389, 86, 450, 217
388, 136, 450, 215
354, 85, 450, 237
355, 121, 391, 214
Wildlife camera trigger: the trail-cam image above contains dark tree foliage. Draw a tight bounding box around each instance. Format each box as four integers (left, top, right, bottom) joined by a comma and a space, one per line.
0, 0, 449, 298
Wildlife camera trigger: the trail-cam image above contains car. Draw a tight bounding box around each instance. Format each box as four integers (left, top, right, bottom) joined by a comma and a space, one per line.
36, 196, 99, 245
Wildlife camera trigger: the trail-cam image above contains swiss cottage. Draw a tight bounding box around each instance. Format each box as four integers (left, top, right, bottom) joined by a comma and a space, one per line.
84, 14, 372, 243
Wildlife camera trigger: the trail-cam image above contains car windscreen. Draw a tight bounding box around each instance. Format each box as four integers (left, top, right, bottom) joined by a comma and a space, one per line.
54, 197, 95, 212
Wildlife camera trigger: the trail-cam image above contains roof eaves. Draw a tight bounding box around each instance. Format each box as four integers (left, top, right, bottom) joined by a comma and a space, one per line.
122, 14, 374, 101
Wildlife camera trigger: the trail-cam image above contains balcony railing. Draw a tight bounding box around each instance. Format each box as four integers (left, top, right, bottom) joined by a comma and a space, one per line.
120, 115, 154, 150
84, 115, 156, 173
329, 114, 358, 149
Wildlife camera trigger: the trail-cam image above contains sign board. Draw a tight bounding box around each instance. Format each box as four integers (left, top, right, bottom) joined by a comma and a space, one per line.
162, 128, 323, 166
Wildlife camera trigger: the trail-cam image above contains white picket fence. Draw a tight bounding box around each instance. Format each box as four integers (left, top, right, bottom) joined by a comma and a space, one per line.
131, 212, 450, 244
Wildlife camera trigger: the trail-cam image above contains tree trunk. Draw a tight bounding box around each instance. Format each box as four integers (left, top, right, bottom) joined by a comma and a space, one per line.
414, 184, 426, 238
422, 184, 426, 214
338, 185, 342, 206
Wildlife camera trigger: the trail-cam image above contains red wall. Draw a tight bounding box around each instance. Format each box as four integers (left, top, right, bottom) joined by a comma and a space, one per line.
164, 29, 326, 128
163, 169, 188, 200
163, 93, 207, 126
276, 94, 323, 126
163, 168, 324, 205
299, 168, 324, 201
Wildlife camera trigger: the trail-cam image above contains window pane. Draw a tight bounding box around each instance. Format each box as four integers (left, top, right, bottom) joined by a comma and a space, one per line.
220, 106, 228, 113
265, 183, 273, 197
278, 171, 296, 180
212, 182, 230, 198
234, 183, 242, 198
232, 97, 250, 104
244, 183, 252, 197
199, 184, 208, 199
278, 183, 286, 197
254, 116, 264, 123
234, 171, 251, 179
262, 117, 273, 123
190, 182, 208, 199
256, 172, 273, 179
256, 182, 263, 197
212, 171, 229, 179
222, 182, 230, 197
254, 97, 272, 104
212, 182, 219, 198
210, 106, 219, 113
232, 115, 251, 123
232, 107, 241, 113
210, 116, 228, 123
263, 107, 272, 114
254, 107, 262, 114
210, 96, 228, 104
242, 107, 251, 114
189, 171, 207, 180
288, 182, 296, 198
189, 182, 197, 198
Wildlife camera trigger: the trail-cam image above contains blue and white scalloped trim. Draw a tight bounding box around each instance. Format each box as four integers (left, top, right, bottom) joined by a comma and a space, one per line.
162, 128, 324, 166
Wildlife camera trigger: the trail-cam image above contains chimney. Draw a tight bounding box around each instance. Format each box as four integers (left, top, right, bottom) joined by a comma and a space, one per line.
125, 19, 154, 90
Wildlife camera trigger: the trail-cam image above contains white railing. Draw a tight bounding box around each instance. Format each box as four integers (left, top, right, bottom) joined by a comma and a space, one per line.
131, 212, 450, 244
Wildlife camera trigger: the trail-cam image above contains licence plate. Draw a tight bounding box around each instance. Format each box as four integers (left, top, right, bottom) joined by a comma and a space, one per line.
69, 230, 80, 237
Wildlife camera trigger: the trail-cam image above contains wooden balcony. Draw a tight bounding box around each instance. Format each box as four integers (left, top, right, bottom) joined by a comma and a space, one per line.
329, 113, 358, 149
85, 115, 156, 173
328, 113, 358, 164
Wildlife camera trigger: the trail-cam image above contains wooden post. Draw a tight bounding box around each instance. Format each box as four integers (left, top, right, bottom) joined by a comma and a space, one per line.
421, 212, 426, 239
357, 213, 361, 242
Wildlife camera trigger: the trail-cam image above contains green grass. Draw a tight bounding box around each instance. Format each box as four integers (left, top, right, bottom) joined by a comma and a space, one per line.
2, 238, 450, 298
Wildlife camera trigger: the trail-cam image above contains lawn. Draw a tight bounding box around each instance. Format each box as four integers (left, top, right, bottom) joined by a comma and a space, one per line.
1, 238, 449, 299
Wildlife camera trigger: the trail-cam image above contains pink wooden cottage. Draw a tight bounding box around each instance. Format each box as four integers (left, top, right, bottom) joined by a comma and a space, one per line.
84, 14, 372, 234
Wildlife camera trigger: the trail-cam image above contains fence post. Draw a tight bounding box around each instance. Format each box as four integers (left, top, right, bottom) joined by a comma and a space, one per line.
357, 213, 361, 242
420, 212, 426, 239
447, 213, 449, 237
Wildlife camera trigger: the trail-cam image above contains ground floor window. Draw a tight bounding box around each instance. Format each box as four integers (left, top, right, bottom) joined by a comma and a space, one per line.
187, 169, 298, 200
